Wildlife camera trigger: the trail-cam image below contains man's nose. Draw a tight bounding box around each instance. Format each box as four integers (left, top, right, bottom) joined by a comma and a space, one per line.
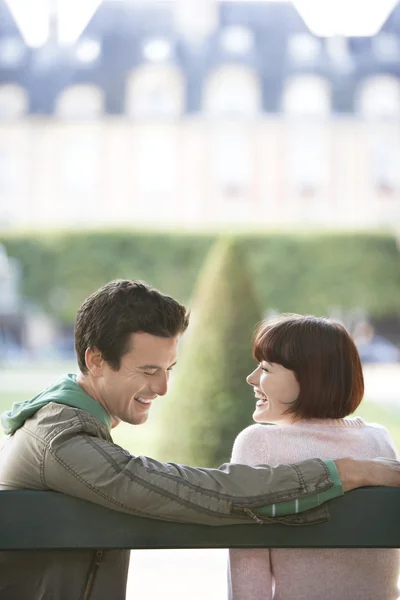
150, 372, 168, 397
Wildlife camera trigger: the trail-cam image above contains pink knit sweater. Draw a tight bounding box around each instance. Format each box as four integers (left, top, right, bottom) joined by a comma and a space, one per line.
229, 417, 400, 600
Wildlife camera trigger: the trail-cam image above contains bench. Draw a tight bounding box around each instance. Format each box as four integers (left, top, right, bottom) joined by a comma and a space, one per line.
0, 488, 399, 550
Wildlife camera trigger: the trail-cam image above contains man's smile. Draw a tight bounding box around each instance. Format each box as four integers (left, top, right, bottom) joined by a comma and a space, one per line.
134, 396, 156, 406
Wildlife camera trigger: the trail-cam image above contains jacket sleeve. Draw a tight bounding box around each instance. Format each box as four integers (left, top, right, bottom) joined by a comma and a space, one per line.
43, 411, 334, 526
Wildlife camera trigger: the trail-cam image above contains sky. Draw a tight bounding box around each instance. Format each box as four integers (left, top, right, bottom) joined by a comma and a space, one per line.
4, 0, 398, 47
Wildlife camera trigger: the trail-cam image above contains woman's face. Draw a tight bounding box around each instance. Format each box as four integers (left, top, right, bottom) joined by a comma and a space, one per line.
247, 361, 300, 424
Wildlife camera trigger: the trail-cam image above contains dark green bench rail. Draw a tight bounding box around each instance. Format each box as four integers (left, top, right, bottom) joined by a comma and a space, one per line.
0, 489, 399, 551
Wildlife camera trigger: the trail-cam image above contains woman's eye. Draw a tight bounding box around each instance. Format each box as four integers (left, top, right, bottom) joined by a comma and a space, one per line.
144, 372, 156, 376
261, 367, 269, 373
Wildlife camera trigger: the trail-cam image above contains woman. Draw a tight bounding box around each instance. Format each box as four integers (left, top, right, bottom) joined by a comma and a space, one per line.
229, 314, 399, 600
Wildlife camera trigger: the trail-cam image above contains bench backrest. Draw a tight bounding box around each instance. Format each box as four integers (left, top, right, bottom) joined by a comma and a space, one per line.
0, 488, 399, 550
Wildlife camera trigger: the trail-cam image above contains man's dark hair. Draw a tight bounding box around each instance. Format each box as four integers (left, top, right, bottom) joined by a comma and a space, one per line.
75, 280, 190, 373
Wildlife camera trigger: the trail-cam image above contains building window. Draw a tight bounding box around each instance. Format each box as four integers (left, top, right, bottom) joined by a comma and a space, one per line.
357, 76, 400, 119
287, 34, 320, 64
56, 85, 104, 119
0, 84, 27, 119
369, 134, 400, 195
61, 132, 99, 198
75, 38, 102, 65
220, 26, 254, 55
135, 128, 178, 196
142, 38, 172, 63
0, 136, 26, 227
282, 76, 331, 117
126, 65, 184, 119
287, 128, 328, 195
203, 66, 260, 118
174, 0, 218, 42
0, 149, 20, 198
211, 126, 253, 197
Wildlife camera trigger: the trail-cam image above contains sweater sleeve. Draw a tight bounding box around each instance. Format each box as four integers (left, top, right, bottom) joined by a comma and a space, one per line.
229, 425, 273, 600
373, 423, 400, 460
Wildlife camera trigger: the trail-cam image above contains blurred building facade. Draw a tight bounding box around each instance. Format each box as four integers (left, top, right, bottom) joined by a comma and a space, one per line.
1, 0, 400, 230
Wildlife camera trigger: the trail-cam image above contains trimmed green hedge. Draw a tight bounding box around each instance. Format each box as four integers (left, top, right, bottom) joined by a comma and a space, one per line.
1, 230, 400, 324
1, 231, 214, 322
243, 233, 400, 317
156, 237, 263, 467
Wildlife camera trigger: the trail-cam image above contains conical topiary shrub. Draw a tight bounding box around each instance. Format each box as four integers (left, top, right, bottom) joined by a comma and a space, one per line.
156, 237, 263, 467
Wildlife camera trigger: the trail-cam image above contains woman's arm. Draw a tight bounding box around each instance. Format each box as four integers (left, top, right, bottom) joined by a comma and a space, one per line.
229, 425, 274, 599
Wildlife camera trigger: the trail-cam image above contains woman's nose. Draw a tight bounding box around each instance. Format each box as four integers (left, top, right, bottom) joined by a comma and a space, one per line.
246, 368, 258, 386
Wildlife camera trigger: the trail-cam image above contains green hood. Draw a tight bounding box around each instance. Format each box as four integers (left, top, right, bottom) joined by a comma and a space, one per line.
0, 374, 112, 435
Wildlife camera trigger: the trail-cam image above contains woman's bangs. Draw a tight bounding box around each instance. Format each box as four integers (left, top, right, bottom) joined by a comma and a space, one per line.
253, 324, 291, 366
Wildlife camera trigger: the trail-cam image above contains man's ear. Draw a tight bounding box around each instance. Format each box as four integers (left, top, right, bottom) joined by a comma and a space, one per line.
85, 347, 103, 377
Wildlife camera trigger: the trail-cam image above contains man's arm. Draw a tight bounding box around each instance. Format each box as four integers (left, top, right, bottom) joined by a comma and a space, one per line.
37, 407, 334, 526
44, 430, 333, 525
255, 460, 342, 518
38, 408, 400, 526
255, 458, 400, 519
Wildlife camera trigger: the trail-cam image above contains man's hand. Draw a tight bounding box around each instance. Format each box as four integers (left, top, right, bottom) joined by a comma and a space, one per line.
335, 457, 400, 492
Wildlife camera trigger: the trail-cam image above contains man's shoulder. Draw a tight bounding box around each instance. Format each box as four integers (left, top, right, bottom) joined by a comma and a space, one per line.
25, 402, 104, 442
0, 403, 87, 491
0, 404, 109, 492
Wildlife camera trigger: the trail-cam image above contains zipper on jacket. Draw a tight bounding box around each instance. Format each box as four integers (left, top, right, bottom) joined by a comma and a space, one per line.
82, 549, 104, 600
242, 508, 266, 524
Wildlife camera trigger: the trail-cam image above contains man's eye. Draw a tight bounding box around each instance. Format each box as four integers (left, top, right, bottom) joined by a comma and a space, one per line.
144, 372, 156, 376
261, 367, 269, 373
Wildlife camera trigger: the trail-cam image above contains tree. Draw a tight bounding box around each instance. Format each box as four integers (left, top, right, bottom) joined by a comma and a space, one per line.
156, 237, 263, 467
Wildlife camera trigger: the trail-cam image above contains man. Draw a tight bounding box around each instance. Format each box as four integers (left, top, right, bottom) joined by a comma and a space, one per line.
0, 280, 399, 600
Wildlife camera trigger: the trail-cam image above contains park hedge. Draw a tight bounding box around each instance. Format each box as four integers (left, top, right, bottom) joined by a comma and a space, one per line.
1, 230, 400, 325
156, 238, 263, 466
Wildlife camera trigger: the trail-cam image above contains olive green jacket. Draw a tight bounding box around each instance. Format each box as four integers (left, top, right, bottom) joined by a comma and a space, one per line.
0, 403, 333, 599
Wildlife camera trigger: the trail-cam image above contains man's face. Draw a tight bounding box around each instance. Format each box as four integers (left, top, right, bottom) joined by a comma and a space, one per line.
95, 332, 179, 426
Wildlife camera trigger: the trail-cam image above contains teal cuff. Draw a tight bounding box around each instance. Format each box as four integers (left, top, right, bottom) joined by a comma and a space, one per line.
255, 459, 344, 518
324, 459, 344, 497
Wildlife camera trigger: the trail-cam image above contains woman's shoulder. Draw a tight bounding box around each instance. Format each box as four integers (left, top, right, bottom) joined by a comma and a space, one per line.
298, 416, 395, 441
356, 417, 392, 436
231, 423, 277, 462
234, 423, 275, 444
350, 418, 398, 457
294, 416, 389, 433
